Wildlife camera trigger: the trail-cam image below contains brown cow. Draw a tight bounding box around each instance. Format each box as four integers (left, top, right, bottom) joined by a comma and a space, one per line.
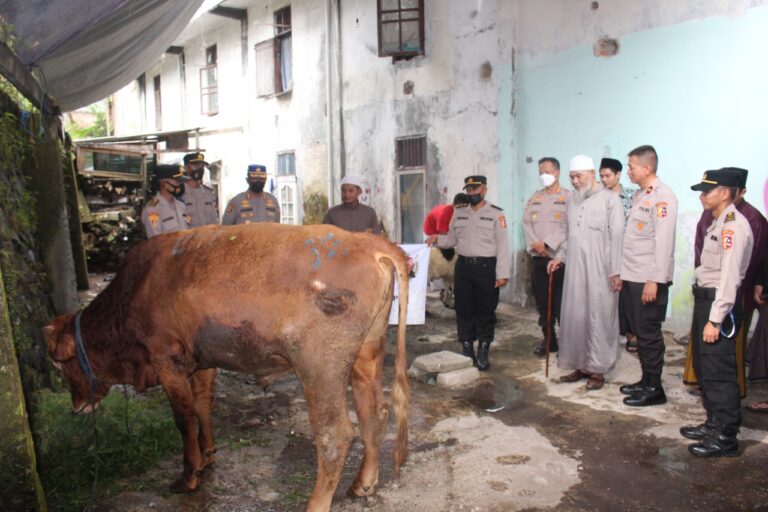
44, 223, 409, 512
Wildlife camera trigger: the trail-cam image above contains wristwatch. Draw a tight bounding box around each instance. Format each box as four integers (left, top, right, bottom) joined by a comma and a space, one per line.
710, 321, 722, 329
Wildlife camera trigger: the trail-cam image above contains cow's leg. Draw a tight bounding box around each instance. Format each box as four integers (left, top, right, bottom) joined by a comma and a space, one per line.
348, 336, 387, 498
159, 371, 205, 492
300, 367, 356, 512
190, 368, 217, 469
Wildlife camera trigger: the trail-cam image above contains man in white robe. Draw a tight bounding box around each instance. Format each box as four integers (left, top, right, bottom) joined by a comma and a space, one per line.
547, 155, 625, 390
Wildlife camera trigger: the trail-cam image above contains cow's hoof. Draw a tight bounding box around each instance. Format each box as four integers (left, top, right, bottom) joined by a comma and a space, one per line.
169, 474, 200, 494
347, 481, 377, 498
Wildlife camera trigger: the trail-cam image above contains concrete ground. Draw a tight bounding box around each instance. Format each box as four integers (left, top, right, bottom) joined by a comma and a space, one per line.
99, 293, 768, 512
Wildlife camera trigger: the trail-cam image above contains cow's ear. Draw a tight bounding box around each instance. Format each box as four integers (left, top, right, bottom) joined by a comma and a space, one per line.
46, 329, 75, 362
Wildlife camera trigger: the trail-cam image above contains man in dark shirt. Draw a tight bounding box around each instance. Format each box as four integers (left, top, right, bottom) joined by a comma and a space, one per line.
323, 175, 381, 234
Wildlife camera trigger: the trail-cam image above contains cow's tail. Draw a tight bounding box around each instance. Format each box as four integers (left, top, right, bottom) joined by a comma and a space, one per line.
379, 247, 410, 476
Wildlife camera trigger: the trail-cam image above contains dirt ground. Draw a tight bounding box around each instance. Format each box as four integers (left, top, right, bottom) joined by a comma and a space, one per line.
93, 292, 768, 512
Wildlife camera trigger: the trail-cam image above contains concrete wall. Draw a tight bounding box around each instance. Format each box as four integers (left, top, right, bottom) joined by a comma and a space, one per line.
339, 0, 515, 241
511, 0, 768, 330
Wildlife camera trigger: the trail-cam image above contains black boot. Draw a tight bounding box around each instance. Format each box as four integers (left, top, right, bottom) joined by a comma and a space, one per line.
533, 335, 558, 358
680, 421, 716, 441
624, 373, 666, 406
476, 340, 491, 371
688, 427, 739, 458
461, 341, 477, 366
619, 373, 648, 395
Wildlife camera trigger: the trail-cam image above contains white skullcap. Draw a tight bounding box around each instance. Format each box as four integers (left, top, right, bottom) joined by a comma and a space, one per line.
569, 155, 595, 172
341, 175, 364, 189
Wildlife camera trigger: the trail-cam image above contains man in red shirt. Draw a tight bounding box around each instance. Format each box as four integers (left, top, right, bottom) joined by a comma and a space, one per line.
424, 193, 469, 236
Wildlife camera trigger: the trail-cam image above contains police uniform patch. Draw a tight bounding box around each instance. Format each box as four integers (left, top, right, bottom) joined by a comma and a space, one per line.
555, 212, 562, 220
642, 200, 651, 207
557, 195, 566, 202
148, 212, 159, 226
725, 212, 736, 223
722, 229, 734, 249
499, 215, 507, 228
183, 214, 192, 224
531, 213, 538, 220
636, 222, 645, 231
656, 205, 668, 219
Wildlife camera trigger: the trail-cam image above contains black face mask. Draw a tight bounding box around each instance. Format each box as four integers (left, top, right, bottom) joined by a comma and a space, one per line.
249, 181, 266, 193
467, 194, 483, 205
165, 182, 185, 198
191, 169, 204, 182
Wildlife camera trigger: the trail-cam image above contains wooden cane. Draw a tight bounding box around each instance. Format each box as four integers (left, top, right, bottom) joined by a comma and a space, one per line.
545, 267, 555, 378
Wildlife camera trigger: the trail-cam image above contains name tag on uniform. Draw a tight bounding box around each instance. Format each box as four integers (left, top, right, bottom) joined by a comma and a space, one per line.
241, 207, 253, 212
266, 207, 276, 212
162, 216, 174, 223
480, 216, 494, 222
456, 216, 469, 220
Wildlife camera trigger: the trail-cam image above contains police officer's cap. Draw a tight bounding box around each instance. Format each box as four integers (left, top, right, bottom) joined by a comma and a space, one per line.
600, 158, 622, 173
690, 169, 743, 192
183, 152, 208, 165
154, 164, 189, 181
463, 175, 487, 189
247, 164, 267, 179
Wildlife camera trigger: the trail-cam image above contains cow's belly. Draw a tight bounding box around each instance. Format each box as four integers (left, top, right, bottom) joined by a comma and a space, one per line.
192, 319, 288, 375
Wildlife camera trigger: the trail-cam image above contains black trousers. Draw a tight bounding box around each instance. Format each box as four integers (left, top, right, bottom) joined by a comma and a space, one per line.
618, 290, 632, 336
455, 256, 499, 343
691, 286, 742, 431
531, 256, 564, 345
622, 281, 669, 378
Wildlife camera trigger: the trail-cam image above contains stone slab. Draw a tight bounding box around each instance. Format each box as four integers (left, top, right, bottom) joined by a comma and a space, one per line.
437, 366, 481, 389
413, 350, 474, 373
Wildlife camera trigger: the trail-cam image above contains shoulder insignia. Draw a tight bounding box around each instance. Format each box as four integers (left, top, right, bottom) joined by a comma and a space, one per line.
491, 204, 503, 211
499, 215, 507, 228
725, 212, 736, 223
656, 205, 668, 219
226, 204, 234, 214
645, 186, 654, 194
721, 229, 734, 249
148, 212, 159, 226
148, 198, 159, 207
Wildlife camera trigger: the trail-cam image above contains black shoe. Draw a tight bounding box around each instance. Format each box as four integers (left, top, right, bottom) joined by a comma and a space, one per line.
688, 431, 739, 458
680, 422, 715, 441
533, 342, 558, 358
477, 341, 491, 371
623, 386, 667, 407
461, 341, 477, 366
619, 380, 646, 396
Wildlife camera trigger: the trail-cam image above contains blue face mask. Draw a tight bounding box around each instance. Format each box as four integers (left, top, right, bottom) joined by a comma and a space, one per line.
467, 194, 482, 205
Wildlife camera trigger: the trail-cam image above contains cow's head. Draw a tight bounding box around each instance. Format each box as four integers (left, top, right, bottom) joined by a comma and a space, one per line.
44, 314, 111, 415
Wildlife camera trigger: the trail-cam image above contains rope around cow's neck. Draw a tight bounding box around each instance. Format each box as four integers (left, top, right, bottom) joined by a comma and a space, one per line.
74, 310, 134, 511
75, 310, 100, 511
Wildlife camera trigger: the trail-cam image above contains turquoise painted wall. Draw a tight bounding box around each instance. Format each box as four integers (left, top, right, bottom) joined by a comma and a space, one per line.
507, 7, 768, 329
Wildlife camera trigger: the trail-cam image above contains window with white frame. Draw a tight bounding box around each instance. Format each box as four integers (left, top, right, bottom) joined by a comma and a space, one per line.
396, 135, 427, 243
200, 45, 219, 115
280, 184, 295, 224
277, 151, 295, 176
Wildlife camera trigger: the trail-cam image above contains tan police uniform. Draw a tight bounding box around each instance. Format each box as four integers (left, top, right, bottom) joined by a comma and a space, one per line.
522, 186, 569, 353
690, 196, 753, 442
183, 185, 219, 227
436, 177, 510, 371
141, 194, 191, 238
221, 190, 280, 225
619, 177, 678, 396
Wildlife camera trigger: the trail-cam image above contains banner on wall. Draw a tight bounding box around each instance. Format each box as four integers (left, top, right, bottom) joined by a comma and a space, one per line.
389, 244, 430, 325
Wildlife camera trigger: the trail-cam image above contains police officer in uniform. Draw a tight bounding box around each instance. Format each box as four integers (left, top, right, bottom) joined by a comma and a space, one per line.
140, 164, 191, 238
182, 152, 219, 227
682, 169, 753, 457
427, 175, 510, 371
619, 145, 678, 407
222, 164, 280, 224
522, 157, 569, 357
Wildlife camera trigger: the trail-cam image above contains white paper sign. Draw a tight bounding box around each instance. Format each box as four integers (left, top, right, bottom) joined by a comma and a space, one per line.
389, 244, 430, 325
